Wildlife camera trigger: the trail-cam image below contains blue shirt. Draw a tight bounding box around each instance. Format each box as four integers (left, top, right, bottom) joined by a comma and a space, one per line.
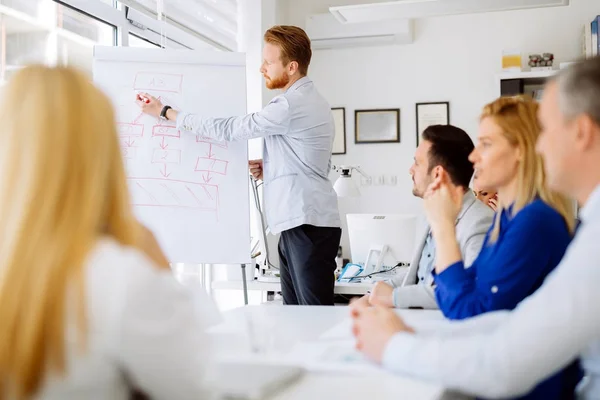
434, 199, 571, 319
434, 199, 574, 400
176, 76, 341, 234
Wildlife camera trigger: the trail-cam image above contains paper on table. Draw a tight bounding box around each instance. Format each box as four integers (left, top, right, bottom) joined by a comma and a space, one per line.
287, 339, 383, 374
319, 319, 353, 340
319, 310, 447, 341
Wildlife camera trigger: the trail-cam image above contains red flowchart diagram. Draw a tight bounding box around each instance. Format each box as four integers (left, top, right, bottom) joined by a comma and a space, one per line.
118, 71, 229, 218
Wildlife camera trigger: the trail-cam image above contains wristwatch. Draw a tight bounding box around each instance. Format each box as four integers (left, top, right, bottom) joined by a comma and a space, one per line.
159, 105, 172, 120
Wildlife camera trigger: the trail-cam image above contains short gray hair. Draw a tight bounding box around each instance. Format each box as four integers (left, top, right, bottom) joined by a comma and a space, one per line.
552, 56, 600, 125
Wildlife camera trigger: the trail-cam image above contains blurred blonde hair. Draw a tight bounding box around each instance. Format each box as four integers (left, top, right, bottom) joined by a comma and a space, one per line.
481, 96, 575, 243
0, 66, 142, 399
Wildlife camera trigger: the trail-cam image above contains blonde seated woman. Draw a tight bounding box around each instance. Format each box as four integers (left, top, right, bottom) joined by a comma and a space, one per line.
0, 66, 216, 399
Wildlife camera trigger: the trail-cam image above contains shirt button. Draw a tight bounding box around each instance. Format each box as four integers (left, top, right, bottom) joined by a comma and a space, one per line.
420, 277, 424, 281
491, 286, 498, 293
427, 254, 431, 258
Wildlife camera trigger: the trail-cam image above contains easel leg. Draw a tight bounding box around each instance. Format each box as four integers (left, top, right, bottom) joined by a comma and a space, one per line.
241, 263, 249, 305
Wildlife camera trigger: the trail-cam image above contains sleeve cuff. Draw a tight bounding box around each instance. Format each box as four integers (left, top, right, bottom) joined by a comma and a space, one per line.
435, 261, 467, 289
381, 332, 421, 374
392, 287, 401, 307
176, 111, 191, 132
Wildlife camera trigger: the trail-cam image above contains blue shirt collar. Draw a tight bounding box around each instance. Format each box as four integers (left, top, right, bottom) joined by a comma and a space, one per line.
500, 204, 514, 226
504, 203, 515, 214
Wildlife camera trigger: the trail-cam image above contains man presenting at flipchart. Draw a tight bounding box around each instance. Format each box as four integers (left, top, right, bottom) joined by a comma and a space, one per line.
136, 25, 341, 306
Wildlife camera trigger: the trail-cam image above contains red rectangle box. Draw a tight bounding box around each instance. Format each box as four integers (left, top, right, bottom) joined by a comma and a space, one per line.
195, 157, 228, 175
118, 123, 144, 137
152, 125, 180, 138
152, 149, 181, 164
128, 178, 218, 211
134, 72, 183, 93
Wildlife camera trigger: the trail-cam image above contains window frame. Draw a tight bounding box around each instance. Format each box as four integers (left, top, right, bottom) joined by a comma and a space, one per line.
55, 0, 118, 46
127, 31, 160, 48
54, 0, 224, 50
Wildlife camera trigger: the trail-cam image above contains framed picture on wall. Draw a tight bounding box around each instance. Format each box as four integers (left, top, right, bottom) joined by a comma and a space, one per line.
354, 108, 400, 144
416, 102, 450, 145
331, 107, 346, 155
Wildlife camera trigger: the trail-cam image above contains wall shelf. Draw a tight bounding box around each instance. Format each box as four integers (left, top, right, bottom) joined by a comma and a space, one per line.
496, 69, 558, 81
496, 69, 559, 97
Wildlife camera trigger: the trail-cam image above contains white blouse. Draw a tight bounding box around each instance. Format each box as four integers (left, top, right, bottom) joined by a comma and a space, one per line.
33, 238, 217, 400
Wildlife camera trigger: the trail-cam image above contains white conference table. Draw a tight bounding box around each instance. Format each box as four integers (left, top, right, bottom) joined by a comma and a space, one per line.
208, 305, 469, 400
211, 279, 373, 295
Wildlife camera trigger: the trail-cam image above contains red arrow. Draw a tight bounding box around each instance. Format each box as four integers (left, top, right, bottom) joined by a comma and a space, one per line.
159, 164, 171, 178
205, 143, 215, 159
159, 137, 168, 150
202, 172, 212, 183
125, 136, 135, 147
133, 112, 145, 124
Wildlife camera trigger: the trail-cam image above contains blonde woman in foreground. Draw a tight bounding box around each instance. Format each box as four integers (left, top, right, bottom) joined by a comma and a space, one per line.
0, 66, 216, 400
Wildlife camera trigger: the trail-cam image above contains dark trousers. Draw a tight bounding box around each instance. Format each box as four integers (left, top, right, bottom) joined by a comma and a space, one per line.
278, 224, 342, 306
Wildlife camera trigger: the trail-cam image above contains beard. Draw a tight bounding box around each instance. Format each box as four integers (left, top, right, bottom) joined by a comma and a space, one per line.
412, 175, 431, 199
264, 72, 290, 90
412, 186, 424, 198
411, 180, 423, 198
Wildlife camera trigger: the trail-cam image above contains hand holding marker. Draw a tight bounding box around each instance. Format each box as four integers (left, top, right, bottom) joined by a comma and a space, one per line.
136, 93, 150, 104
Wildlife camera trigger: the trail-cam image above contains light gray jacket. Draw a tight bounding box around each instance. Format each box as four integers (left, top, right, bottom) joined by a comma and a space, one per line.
390, 191, 495, 309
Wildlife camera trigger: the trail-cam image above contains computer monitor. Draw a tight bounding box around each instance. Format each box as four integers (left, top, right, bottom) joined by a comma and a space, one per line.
347, 214, 418, 274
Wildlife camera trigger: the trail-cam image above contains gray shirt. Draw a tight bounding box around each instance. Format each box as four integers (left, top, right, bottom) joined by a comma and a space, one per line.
176, 76, 341, 234
390, 191, 494, 309
392, 231, 436, 308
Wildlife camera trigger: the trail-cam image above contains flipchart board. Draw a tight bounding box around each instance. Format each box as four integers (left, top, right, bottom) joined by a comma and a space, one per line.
93, 47, 251, 264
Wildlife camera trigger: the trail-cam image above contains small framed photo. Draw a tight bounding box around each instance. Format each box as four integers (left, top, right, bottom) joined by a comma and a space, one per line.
354, 108, 400, 144
331, 107, 346, 155
416, 102, 450, 145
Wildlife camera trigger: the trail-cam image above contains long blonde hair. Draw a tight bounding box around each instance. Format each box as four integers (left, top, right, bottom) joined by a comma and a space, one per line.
0, 66, 141, 398
482, 96, 576, 242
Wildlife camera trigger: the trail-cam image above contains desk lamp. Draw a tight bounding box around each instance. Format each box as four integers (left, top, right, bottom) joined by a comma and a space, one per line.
332, 165, 369, 197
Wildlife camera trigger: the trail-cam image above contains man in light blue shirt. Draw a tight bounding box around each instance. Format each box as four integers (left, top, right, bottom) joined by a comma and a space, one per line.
137, 26, 341, 306
351, 56, 600, 399
414, 232, 435, 286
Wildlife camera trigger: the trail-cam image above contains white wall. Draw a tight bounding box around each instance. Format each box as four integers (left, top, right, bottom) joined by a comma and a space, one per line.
281, 0, 599, 259
210, 0, 287, 311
